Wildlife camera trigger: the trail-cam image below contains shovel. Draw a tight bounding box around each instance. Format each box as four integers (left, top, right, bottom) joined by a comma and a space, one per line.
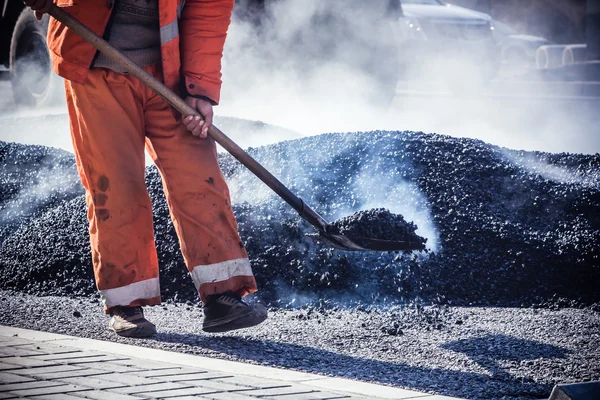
48, 5, 422, 252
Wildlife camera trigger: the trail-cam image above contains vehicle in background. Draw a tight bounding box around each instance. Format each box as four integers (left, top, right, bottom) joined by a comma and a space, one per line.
397, 0, 500, 89
1, 1, 60, 107
491, 19, 550, 69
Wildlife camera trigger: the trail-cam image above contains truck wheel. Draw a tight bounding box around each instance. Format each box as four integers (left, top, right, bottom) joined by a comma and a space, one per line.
10, 10, 61, 106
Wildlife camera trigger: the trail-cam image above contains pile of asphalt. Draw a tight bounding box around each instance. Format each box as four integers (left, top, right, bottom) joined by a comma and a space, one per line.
0, 130, 599, 308
0, 141, 81, 242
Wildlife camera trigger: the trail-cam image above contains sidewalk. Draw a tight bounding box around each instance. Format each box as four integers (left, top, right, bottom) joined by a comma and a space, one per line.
0, 326, 460, 400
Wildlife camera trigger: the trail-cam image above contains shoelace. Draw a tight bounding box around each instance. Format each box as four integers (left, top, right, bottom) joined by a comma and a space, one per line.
218, 292, 243, 305
114, 306, 143, 318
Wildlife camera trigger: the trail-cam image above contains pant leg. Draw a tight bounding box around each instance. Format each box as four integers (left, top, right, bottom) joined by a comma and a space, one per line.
65, 67, 160, 314
142, 65, 257, 304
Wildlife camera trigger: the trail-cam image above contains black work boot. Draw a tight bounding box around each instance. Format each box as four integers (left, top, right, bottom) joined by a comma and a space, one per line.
202, 292, 268, 333
109, 306, 157, 338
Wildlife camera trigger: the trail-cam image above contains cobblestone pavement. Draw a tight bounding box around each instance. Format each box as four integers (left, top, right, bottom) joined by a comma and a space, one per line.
0, 326, 460, 400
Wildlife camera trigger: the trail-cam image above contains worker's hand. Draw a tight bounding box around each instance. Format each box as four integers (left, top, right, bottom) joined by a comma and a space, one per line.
183, 97, 213, 139
23, 0, 52, 20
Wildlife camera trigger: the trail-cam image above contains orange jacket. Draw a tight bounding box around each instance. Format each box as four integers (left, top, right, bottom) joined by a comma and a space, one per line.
48, 0, 233, 104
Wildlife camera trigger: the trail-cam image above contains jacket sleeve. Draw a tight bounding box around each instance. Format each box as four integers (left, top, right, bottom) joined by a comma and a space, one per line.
179, 0, 234, 105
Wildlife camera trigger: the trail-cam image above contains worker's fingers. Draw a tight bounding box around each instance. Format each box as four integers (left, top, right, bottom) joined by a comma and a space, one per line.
184, 115, 204, 137
201, 108, 213, 137
192, 121, 205, 138
183, 96, 212, 139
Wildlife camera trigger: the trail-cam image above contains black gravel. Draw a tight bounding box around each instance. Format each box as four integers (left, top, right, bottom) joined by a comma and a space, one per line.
326, 208, 427, 251
0, 141, 81, 243
1, 130, 599, 308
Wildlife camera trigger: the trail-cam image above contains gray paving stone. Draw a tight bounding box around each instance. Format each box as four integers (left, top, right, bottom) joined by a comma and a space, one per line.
159, 372, 233, 383
197, 393, 264, 400
33, 352, 99, 361
75, 390, 147, 400
180, 379, 252, 392
30, 394, 89, 400
0, 392, 19, 399
109, 381, 191, 395
59, 376, 130, 390
0, 338, 31, 347
8, 383, 89, 397
0, 347, 46, 357
333, 396, 376, 400
0, 380, 69, 393
0, 356, 61, 368
133, 386, 221, 398
233, 386, 319, 397
263, 392, 350, 400
77, 361, 146, 373
0, 364, 21, 372
7, 364, 83, 376
32, 368, 113, 380
112, 358, 182, 370
126, 368, 185, 377
92, 372, 165, 386
65, 356, 131, 365
0, 371, 36, 383
170, 397, 222, 400
15, 344, 81, 355
217, 375, 294, 389
18, 343, 81, 355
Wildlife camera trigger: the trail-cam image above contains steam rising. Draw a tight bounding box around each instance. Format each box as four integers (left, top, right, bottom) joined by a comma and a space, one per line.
220, 0, 400, 136
219, 0, 599, 154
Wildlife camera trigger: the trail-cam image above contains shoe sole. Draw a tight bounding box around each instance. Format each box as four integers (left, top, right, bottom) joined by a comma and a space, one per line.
203, 304, 268, 333
110, 319, 157, 338
113, 326, 157, 338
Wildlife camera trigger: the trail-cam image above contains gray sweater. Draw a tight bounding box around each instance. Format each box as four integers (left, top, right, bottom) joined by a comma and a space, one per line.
93, 0, 161, 71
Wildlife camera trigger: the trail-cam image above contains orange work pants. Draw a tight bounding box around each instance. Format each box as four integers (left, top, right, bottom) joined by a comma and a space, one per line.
64, 65, 257, 313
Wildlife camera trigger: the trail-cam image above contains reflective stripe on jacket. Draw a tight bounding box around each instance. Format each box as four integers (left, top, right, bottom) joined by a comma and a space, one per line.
47, 0, 233, 104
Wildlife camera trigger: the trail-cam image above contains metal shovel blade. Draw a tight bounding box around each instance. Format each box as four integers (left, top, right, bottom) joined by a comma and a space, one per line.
307, 231, 425, 252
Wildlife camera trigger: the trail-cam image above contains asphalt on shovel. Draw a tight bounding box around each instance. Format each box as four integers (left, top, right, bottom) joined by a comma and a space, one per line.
48, 4, 424, 252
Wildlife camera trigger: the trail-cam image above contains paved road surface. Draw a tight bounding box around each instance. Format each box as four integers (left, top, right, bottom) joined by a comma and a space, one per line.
0, 326, 460, 400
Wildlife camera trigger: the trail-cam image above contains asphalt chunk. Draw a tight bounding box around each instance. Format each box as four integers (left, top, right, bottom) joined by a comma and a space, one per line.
326, 208, 427, 251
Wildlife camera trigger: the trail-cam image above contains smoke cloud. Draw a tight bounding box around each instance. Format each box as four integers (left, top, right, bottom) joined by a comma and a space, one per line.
218, 0, 600, 155
219, 0, 401, 136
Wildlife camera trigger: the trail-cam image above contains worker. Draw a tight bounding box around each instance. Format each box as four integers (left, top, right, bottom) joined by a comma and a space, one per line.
22, 0, 267, 338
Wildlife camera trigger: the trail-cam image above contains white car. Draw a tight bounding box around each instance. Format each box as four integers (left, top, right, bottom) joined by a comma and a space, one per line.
397, 0, 500, 85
